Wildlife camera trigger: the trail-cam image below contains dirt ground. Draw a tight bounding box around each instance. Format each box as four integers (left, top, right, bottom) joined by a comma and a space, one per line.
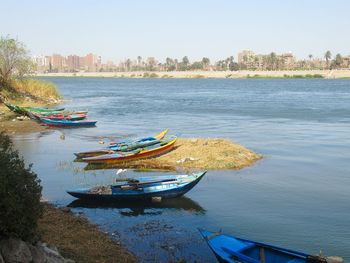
0, 103, 46, 134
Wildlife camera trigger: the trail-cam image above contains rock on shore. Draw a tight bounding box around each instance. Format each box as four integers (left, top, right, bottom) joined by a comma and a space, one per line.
0, 237, 74, 263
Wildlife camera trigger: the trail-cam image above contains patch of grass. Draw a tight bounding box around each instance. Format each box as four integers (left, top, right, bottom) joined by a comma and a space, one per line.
38, 203, 136, 263
12, 79, 61, 102
149, 73, 159, 78
85, 138, 261, 171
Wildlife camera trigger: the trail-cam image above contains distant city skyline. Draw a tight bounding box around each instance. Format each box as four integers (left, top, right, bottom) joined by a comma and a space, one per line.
1, 0, 349, 62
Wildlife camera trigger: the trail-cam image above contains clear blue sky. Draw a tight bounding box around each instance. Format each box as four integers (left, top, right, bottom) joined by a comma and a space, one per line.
1, 0, 349, 63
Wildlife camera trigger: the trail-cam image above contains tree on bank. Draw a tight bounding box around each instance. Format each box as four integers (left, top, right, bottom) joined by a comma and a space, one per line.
333, 53, 343, 68
0, 36, 34, 89
0, 132, 43, 242
324, 50, 332, 69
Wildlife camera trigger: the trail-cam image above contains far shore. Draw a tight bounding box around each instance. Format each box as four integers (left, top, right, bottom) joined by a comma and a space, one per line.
35, 69, 350, 79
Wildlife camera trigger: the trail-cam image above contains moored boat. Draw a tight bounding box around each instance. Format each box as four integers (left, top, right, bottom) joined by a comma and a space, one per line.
108, 129, 168, 147
199, 229, 335, 263
39, 117, 97, 127
74, 129, 169, 158
67, 171, 206, 201
80, 136, 177, 163
32, 112, 87, 121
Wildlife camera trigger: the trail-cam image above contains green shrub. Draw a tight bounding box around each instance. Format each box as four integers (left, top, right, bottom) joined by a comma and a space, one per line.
0, 132, 43, 242
149, 73, 159, 78
292, 74, 304, 78
143, 72, 150, 78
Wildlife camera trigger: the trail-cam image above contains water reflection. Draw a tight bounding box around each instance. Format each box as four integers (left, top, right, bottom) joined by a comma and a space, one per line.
68, 196, 206, 217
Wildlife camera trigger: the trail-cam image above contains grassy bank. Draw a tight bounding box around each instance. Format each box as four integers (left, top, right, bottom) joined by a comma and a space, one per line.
0, 78, 62, 134
85, 138, 262, 171
38, 203, 136, 263
246, 73, 324, 79
1, 78, 61, 103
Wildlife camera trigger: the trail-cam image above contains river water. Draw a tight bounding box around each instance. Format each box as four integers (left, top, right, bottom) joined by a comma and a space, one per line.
13, 78, 350, 262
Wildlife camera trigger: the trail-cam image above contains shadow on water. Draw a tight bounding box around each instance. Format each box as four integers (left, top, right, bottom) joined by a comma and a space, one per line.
67, 196, 206, 217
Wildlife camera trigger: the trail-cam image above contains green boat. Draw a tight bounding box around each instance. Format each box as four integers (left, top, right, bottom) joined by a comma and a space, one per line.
22, 106, 65, 112
4, 103, 65, 115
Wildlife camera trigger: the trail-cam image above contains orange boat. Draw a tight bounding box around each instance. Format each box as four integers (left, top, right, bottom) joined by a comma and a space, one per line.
81, 136, 177, 164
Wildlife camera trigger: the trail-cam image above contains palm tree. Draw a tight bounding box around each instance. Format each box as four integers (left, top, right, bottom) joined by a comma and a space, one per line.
307, 54, 313, 69
324, 51, 332, 69
182, 56, 189, 70
201, 57, 210, 70
137, 56, 142, 65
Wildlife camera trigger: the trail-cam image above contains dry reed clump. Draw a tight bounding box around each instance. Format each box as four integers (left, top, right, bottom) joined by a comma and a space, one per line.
38, 203, 136, 263
13, 79, 62, 103
96, 138, 261, 170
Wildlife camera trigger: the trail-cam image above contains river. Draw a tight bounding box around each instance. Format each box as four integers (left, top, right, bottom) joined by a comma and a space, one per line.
14, 78, 350, 262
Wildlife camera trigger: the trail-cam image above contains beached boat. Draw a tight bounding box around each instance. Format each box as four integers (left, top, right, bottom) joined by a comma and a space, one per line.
38, 110, 88, 116
22, 106, 65, 112
32, 112, 87, 121
199, 229, 330, 263
74, 129, 169, 158
67, 171, 206, 201
39, 117, 97, 127
80, 136, 177, 163
108, 129, 168, 147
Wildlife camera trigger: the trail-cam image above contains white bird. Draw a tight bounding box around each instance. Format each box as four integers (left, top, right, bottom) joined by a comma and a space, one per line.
116, 169, 127, 175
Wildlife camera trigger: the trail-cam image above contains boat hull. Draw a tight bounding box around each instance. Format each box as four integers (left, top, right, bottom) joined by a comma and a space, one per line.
67, 171, 206, 201
40, 118, 97, 127
199, 229, 311, 263
81, 137, 177, 164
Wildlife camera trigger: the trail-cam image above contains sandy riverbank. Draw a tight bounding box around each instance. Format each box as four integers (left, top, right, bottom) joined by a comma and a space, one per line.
36, 69, 350, 79
0, 103, 47, 134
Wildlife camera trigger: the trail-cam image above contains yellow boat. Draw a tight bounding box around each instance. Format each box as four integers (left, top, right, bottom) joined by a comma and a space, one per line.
81, 136, 177, 164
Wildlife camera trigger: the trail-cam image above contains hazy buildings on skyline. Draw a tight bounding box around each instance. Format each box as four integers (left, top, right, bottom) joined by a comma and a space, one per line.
33, 53, 102, 73
33, 51, 350, 73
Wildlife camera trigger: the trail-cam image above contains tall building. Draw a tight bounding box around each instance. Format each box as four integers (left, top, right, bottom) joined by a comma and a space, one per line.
84, 53, 101, 71
51, 54, 66, 72
67, 55, 80, 72
237, 50, 256, 64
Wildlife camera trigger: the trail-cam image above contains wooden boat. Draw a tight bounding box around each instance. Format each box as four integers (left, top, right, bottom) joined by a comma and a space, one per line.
4, 103, 65, 115
38, 110, 88, 116
199, 229, 330, 263
80, 136, 177, 164
108, 129, 168, 147
32, 112, 87, 121
39, 117, 97, 127
67, 171, 206, 201
74, 129, 169, 158
22, 106, 65, 112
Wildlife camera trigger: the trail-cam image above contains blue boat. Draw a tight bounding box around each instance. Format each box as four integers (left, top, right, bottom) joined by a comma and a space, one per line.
67, 171, 206, 201
199, 229, 329, 263
39, 117, 97, 127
